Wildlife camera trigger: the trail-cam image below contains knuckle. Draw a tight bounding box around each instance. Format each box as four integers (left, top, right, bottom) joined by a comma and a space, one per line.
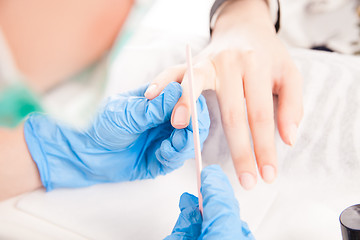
216, 49, 244, 65
221, 107, 244, 127
193, 66, 210, 81
214, 49, 259, 72
250, 109, 274, 125
193, 60, 217, 90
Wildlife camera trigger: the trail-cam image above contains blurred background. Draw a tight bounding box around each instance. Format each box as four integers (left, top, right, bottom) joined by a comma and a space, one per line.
0, 0, 359, 128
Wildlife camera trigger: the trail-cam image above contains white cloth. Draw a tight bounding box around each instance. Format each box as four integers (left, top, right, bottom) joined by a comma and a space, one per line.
279, 0, 360, 54
6, 38, 360, 240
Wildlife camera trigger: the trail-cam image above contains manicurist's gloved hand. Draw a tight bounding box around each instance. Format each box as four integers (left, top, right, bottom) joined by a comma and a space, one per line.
165, 165, 254, 240
24, 82, 210, 191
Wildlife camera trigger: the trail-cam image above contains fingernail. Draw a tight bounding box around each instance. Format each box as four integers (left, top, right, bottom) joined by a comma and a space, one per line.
239, 173, 256, 190
173, 106, 188, 126
262, 165, 276, 183
288, 124, 298, 146
144, 84, 157, 98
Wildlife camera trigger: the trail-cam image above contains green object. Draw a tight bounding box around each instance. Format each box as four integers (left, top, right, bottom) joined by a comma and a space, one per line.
0, 84, 42, 128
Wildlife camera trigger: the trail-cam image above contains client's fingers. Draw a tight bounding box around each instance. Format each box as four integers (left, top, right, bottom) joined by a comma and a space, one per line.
276, 63, 304, 146
212, 51, 257, 190
144, 65, 186, 100
244, 56, 277, 184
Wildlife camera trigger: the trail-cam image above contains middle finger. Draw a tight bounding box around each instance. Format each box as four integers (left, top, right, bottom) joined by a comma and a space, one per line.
244, 54, 277, 183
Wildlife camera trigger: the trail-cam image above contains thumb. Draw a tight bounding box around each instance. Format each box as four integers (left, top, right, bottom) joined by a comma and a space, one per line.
164, 193, 202, 240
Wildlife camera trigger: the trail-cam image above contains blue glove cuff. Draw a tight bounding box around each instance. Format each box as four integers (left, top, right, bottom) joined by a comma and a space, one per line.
24, 113, 52, 191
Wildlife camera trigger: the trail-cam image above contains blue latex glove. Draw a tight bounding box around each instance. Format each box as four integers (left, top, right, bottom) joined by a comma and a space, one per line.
24, 82, 210, 191
165, 165, 255, 240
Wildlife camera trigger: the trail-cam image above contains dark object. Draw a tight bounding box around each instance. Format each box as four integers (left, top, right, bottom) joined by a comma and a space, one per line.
209, 0, 281, 34
311, 45, 334, 52
340, 204, 360, 240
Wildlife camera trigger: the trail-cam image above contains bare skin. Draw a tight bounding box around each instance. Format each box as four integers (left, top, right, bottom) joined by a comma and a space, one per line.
0, 125, 42, 201
0, 0, 134, 93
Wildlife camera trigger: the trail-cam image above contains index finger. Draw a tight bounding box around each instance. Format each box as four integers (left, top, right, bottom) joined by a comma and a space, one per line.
171, 59, 216, 129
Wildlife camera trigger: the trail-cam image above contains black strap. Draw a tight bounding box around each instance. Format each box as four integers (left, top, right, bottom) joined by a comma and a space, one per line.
210, 0, 281, 34
275, 0, 280, 32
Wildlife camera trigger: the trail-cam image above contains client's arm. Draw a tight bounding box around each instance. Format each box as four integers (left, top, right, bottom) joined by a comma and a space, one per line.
0, 0, 134, 92
0, 126, 42, 201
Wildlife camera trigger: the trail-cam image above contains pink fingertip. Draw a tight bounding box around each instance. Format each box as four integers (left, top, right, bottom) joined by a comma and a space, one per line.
239, 173, 256, 190
262, 165, 276, 183
144, 84, 158, 99
288, 124, 298, 146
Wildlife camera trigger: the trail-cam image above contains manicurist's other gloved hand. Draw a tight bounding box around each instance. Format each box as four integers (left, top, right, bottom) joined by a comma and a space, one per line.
165, 165, 254, 240
24, 82, 210, 191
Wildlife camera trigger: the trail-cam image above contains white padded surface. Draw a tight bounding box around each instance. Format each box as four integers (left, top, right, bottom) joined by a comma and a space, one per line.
13, 41, 360, 240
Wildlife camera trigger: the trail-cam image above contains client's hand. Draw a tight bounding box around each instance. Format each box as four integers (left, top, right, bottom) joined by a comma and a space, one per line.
165, 165, 254, 240
24, 82, 210, 191
144, 0, 303, 189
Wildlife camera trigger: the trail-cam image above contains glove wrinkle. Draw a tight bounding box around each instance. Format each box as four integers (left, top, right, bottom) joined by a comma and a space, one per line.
24, 83, 210, 192
167, 165, 255, 240
164, 193, 202, 240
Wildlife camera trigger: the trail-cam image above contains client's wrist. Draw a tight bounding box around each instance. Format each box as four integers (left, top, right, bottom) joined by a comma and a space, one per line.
211, 0, 278, 36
